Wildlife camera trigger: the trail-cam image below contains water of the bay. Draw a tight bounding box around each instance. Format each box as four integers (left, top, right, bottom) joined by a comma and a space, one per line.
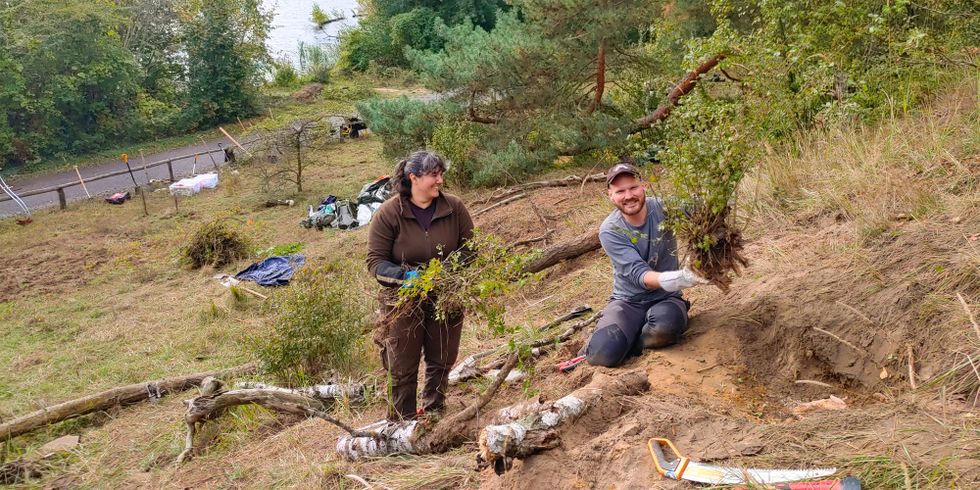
264, 0, 360, 66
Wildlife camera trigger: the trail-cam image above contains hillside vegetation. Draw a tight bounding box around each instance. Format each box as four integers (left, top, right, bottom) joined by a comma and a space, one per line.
2, 0, 978, 488
0, 75, 976, 487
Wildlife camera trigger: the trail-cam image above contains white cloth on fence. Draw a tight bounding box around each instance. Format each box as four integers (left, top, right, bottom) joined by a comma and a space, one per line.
169, 173, 219, 196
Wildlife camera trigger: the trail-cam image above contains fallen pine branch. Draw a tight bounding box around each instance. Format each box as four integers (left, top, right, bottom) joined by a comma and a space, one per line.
511, 232, 553, 249
487, 173, 606, 205
522, 231, 601, 274
482, 311, 600, 371
477, 370, 649, 472
448, 306, 594, 385
0, 363, 256, 443
177, 378, 369, 464
473, 193, 527, 217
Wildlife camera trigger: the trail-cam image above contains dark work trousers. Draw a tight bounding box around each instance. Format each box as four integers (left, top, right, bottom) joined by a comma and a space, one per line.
376, 293, 463, 419
583, 296, 689, 367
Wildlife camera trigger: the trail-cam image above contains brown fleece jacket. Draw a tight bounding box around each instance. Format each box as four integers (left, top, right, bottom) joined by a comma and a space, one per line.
366, 192, 474, 287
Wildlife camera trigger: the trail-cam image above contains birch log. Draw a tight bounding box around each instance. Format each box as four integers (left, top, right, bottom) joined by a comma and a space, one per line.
477, 370, 649, 470
0, 363, 256, 443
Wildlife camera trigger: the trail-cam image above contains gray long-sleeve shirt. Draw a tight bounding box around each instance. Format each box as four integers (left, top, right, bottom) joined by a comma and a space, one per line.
599, 197, 681, 302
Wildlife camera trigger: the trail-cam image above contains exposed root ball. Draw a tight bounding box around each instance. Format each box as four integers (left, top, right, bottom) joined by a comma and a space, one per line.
685, 208, 748, 292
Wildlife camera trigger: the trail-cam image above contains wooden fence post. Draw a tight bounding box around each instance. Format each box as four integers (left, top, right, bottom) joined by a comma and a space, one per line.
167, 160, 175, 182
57, 187, 66, 210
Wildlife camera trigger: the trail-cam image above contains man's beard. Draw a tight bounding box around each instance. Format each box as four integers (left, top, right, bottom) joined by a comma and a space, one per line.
617, 198, 644, 216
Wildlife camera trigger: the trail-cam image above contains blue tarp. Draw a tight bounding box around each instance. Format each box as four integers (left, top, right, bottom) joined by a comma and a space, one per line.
235, 255, 306, 287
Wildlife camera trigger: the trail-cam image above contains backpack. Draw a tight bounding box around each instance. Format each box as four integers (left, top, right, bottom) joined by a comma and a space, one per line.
356, 176, 392, 206
301, 195, 337, 230
334, 199, 359, 229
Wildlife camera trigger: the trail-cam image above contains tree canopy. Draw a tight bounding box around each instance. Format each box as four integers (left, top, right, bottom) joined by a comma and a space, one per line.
0, 0, 272, 167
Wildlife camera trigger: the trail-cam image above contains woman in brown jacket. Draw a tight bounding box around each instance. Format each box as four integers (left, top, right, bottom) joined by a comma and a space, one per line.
366, 151, 474, 419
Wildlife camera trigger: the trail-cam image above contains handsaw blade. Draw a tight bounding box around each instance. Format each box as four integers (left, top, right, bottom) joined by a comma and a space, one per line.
681, 461, 838, 485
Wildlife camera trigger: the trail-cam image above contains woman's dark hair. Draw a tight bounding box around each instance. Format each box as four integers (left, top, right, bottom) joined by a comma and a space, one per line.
392, 150, 448, 198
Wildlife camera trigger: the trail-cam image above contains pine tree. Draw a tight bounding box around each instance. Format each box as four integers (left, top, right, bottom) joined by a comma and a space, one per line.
367, 0, 658, 184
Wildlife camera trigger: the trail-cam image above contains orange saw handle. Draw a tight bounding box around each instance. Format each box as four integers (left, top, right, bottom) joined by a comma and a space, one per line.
760, 478, 861, 490
647, 438, 690, 480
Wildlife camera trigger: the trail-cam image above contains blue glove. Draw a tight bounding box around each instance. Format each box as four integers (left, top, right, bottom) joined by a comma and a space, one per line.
401, 270, 419, 289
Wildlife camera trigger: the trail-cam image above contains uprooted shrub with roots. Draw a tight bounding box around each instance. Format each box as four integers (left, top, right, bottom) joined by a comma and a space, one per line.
656, 93, 752, 291
668, 204, 748, 292
183, 218, 252, 269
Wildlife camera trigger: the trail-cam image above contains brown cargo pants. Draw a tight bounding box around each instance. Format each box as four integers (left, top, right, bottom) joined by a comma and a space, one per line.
376, 292, 463, 419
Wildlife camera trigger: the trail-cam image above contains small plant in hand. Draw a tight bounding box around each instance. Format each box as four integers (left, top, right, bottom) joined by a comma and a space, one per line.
183, 218, 252, 269
657, 94, 751, 291
254, 260, 369, 386
394, 232, 539, 336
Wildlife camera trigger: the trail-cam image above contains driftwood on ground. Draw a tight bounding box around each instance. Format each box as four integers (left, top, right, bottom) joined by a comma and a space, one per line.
0, 363, 256, 443
177, 379, 368, 463
337, 308, 604, 461
487, 173, 606, 205
477, 370, 649, 472
523, 231, 601, 274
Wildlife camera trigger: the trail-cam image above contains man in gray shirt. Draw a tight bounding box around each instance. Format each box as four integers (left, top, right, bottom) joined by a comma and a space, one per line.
582, 161, 706, 367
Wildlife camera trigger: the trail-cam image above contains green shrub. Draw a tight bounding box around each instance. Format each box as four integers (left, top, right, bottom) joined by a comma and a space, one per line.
254, 261, 369, 384
256, 242, 304, 258
183, 219, 252, 269
430, 119, 480, 187
335, 18, 400, 72
272, 60, 298, 87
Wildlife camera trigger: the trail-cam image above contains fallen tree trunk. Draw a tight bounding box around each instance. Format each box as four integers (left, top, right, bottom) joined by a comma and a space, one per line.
178, 379, 368, 463
477, 370, 649, 472
235, 381, 365, 402
0, 363, 256, 443
337, 353, 522, 460
633, 54, 725, 133
523, 231, 601, 274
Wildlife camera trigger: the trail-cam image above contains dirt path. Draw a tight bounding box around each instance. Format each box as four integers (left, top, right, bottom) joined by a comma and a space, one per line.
0, 136, 262, 219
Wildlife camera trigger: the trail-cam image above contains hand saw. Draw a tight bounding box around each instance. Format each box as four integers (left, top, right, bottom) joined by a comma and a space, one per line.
647, 438, 843, 486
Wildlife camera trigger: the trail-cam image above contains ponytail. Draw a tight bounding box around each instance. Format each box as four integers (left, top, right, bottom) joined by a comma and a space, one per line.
393, 159, 412, 199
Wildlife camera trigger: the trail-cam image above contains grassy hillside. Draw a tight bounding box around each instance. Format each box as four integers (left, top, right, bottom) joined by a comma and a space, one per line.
0, 79, 977, 488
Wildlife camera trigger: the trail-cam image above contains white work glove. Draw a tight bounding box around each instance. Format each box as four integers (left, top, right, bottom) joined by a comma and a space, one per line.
658, 268, 708, 292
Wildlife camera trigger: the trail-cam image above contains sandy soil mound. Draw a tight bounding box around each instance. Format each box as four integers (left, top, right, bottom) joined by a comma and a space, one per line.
473, 173, 979, 488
